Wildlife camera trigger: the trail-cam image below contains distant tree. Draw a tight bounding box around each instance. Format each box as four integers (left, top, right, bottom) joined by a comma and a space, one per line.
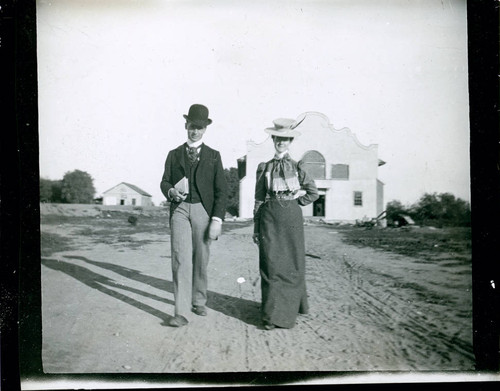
39, 178, 52, 202
456, 198, 471, 226
437, 192, 471, 226
61, 170, 96, 204
224, 167, 239, 216
410, 192, 471, 227
50, 180, 63, 203
39, 178, 63, 203
412, 193, 441, 224
385, 200, 408, 223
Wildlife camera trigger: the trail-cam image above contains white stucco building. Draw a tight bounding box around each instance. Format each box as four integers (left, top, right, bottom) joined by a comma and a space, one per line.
238, 112, 386, 223
102, 182, 153, 207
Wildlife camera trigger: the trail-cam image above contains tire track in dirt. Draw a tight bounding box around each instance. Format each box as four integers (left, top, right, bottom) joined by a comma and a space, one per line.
337, 252, 474, 365
296, 247, 387, 370
304, 226, 474, 370
41, 218, 475, 372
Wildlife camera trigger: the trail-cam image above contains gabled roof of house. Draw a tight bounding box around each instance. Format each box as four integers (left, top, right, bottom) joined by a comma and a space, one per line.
103, 182, 152, 197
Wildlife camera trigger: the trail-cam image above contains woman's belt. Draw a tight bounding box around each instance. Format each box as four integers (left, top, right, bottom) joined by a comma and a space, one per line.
268, 192, 296, 201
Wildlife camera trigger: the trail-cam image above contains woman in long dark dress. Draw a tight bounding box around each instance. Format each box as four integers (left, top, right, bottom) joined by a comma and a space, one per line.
253, 118, 319, 330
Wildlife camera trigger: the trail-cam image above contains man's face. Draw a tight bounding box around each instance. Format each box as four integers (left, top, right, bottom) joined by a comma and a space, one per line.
186, 122, 207, 143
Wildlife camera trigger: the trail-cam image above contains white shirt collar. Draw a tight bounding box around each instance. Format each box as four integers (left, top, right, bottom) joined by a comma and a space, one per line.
187, 140, 203, 149
274, 151, 289, 159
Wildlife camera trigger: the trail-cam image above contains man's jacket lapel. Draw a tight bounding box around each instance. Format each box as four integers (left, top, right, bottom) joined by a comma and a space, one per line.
178, 144, 187, 176
195, 144, 207, 187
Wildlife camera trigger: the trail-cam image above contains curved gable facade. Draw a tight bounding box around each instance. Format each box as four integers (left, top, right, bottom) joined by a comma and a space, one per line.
239, 112, 385, 223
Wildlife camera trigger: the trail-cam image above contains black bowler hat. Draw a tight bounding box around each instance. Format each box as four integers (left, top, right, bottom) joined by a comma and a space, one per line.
183, 104, 212, 127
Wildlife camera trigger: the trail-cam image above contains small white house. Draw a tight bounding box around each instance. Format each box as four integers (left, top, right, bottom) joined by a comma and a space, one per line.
102, 182, 153, 207
238, 112, 386, 223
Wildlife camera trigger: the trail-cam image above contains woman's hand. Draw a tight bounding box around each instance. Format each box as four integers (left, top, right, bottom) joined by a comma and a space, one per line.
252, 233, 260, 245
292, 189, 306, 199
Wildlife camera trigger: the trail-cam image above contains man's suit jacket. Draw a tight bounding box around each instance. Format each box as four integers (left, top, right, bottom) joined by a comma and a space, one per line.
160, 143, 228, 220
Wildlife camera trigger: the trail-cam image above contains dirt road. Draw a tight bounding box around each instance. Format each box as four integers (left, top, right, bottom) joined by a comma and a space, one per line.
40, 215, 474, 374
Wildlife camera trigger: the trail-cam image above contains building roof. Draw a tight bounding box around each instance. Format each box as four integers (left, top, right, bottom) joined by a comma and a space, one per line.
103, 182, 152, 197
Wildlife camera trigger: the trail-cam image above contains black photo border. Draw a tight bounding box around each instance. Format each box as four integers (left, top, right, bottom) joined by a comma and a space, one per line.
1, 0, 499, 390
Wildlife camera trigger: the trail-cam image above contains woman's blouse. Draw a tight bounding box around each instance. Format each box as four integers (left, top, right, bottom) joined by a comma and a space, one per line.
253, 154, 319, 230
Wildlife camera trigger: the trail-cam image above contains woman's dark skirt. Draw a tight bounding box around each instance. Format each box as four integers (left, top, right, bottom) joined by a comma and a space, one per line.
257, 199, 309, 328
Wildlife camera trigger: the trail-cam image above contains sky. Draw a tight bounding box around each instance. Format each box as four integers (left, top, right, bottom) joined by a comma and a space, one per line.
37, 0, 470, 207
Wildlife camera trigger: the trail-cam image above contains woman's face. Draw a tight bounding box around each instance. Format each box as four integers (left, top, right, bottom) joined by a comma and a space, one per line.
273, 136, 293, 154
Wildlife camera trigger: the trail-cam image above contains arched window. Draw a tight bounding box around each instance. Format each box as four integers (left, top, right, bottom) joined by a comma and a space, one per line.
301, 150, 326, 179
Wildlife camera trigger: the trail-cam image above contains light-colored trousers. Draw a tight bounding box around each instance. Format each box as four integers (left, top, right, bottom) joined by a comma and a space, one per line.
170, 202, 210, 318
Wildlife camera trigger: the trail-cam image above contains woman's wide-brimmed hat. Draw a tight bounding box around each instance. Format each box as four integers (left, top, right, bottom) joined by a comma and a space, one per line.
183, 104, 212, 127
264, 117, 304, 138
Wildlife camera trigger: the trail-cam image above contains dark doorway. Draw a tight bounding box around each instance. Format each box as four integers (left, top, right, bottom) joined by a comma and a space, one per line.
313, 195, 325, 217
120, 199, 125, 205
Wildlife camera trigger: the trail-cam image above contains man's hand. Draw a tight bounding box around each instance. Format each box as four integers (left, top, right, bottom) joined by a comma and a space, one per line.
170, 188, 187, 203
252, 233, 260, 245
208, 219, 222, 240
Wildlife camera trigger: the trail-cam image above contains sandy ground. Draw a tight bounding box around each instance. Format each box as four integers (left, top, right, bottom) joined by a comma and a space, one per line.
39, 206, 475, 377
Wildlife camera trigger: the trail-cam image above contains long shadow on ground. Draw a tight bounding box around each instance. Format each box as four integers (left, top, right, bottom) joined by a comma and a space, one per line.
42, 256, 261, 327
41, 257, 171, 321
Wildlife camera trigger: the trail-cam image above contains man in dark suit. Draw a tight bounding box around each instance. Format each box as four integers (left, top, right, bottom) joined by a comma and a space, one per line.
161, 104, 228, 327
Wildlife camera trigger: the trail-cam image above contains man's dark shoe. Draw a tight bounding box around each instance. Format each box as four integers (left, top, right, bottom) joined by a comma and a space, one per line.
192, 306, 207, 316
168, 315, 188, 327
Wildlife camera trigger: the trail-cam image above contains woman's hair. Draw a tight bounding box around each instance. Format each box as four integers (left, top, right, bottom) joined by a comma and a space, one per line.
272, 135, 293, 142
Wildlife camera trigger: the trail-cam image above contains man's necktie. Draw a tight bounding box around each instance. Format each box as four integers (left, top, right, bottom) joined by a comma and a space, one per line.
187, 146, 200, 163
